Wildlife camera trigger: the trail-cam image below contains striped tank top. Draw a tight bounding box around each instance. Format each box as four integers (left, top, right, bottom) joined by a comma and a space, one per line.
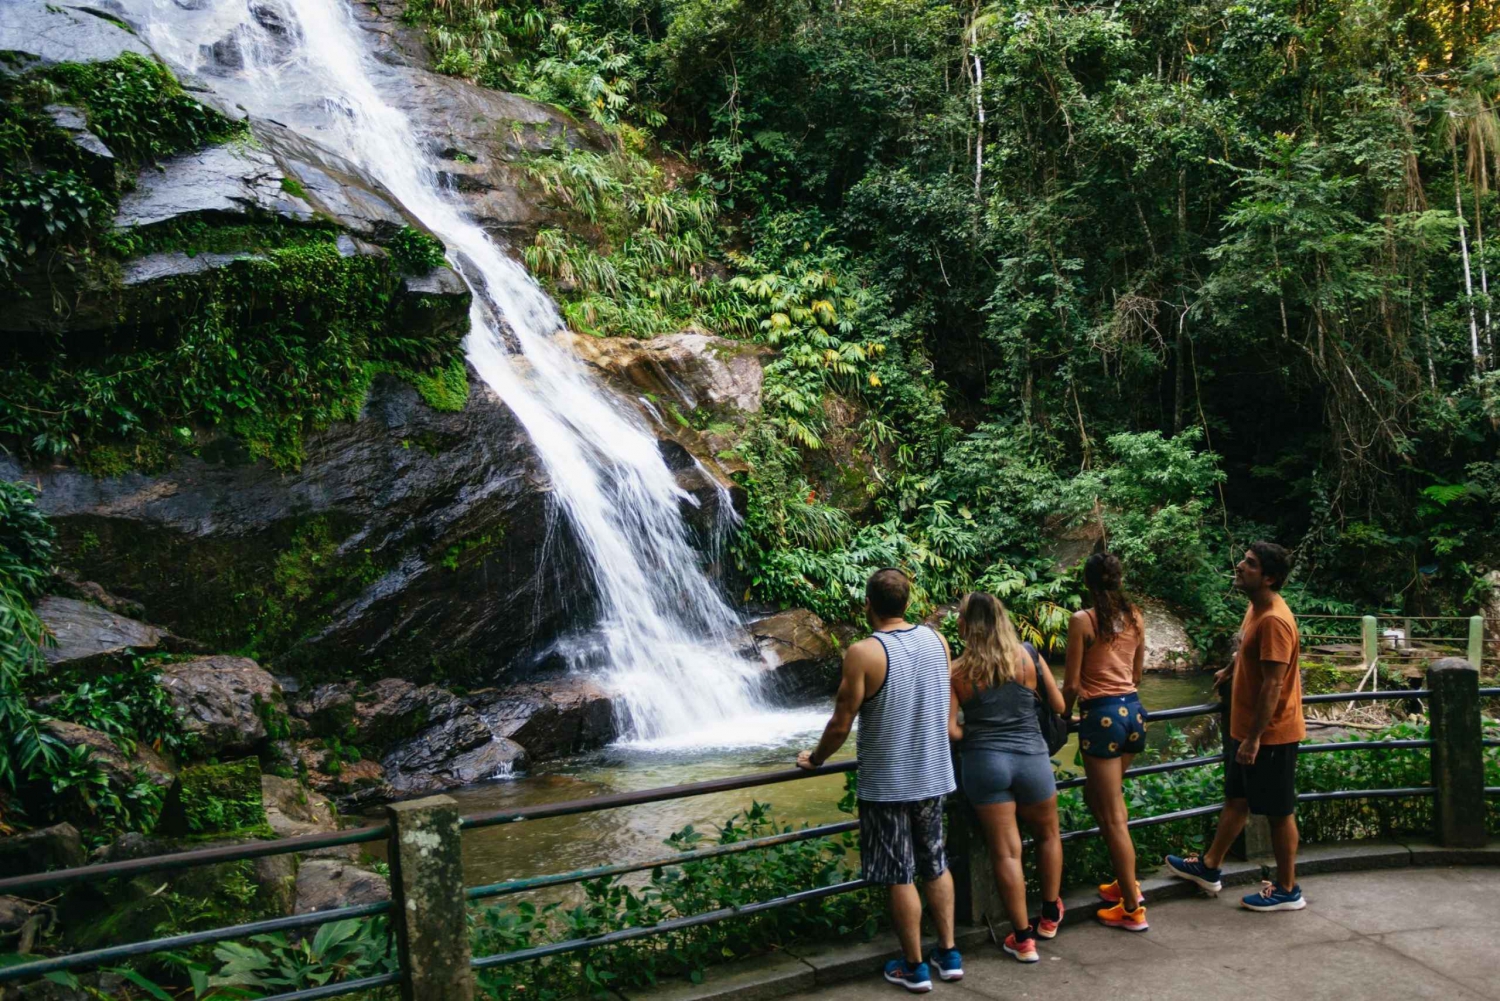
856, 624, 956, 802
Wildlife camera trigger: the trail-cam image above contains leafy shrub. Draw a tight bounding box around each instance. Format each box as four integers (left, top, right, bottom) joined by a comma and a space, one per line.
387, 226, 447, 274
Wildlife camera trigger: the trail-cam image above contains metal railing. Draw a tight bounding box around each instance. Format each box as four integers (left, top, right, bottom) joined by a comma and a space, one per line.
1, 673, 1496, 1000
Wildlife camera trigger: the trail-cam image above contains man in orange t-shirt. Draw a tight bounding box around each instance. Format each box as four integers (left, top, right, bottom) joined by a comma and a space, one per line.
1166, 541, 1308, 912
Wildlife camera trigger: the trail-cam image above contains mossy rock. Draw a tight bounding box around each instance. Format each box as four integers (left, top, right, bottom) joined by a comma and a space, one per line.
156, 758, 271, 839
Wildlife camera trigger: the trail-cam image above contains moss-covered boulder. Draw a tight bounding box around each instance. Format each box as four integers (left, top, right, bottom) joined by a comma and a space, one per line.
155, 758, 270, 839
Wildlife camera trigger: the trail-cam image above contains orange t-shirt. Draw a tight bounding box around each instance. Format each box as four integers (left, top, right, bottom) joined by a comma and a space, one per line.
1229, 593, 1305, 744
1078, 609, 1143, 701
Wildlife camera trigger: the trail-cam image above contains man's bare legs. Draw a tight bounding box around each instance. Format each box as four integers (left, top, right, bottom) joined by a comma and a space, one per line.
1202, 797, 1250, 869
1268, 813, 1298, 889
889, 869, 956, 964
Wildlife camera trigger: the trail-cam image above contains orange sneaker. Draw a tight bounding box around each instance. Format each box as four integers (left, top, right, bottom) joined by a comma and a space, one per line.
1002, 932, 1040, 963
1035, 899, 1065, 939
1097, 880, 1143, 909
1097, 902, 1149, 932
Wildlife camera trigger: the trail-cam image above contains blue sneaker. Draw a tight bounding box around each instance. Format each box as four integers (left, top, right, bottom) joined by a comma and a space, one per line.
1241, 880, 1306, 912
926, 946, 963, 981
1165, 853, 1223, 893
883, 959, 933, 993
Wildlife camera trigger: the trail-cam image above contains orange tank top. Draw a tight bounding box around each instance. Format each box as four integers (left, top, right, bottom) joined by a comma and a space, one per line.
1079, 608, 1142, 701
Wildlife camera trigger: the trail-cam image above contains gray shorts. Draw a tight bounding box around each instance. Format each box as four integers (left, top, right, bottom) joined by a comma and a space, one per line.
960, 749, 1057, 806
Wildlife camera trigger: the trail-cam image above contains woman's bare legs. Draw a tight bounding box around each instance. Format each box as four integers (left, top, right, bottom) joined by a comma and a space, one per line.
973, 801, 1029, 932
1083, 753, 1140, 907
1016, 794, 1062, 909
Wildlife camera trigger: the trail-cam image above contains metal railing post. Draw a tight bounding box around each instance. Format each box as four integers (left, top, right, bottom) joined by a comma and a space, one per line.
1469, 615, 1485, 672
386, 795, 474, 1001
1361, 615, 1379, 672
1427, 658, 1486, 848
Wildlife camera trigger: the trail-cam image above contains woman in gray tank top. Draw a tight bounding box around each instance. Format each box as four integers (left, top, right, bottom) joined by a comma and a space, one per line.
947, 592, 1066, 962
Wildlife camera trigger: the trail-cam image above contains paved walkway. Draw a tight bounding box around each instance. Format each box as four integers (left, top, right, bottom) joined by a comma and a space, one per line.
781, 867, 1500, 1001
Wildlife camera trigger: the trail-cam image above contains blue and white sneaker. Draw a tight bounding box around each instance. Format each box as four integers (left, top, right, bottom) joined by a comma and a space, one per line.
926, 946, 963, 981
1165, 853, 1223, 893
1241, 880, 1306, 912
883, 959, 933, 993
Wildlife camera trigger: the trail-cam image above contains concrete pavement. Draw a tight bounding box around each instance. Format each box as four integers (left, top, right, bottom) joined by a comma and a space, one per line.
777, 867, 1500, 1001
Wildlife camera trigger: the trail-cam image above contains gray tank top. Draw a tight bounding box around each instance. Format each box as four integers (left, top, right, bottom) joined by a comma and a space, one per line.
958, 643, 1046, 756
856, 624, 956, 802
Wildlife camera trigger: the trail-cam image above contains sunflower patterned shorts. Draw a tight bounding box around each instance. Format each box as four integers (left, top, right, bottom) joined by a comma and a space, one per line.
1078, 693, 1147, 759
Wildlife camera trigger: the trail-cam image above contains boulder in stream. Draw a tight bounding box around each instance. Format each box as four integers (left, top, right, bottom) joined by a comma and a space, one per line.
747, 608, 841, 697
470, 678, 617, 762
1138, 598, 1201, 673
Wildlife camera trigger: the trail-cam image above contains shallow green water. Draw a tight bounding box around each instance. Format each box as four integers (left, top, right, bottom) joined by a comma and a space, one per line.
419, 671, 1216, 889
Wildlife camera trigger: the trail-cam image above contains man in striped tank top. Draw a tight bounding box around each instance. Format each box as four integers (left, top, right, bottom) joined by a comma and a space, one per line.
798, 569, 960, 993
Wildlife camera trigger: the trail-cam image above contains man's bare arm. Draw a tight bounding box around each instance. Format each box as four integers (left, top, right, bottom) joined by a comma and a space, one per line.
797, 640, 875, 769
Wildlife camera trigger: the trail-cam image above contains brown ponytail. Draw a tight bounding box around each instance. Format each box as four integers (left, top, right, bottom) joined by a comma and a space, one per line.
1084, 552, 1136, 642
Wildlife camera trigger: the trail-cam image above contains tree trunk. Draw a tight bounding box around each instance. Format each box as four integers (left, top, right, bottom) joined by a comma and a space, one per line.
1454, 152, 1483, 376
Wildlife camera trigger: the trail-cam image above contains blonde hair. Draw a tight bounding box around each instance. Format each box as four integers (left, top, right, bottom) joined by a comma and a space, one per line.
951, 591, 1026, 692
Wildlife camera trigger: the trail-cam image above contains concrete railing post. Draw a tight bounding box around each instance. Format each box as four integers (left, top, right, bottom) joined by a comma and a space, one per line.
1469, 615, 1485, 672
947, 794, 1004, 931
386, 795, 474, 1001
1427, 658, 1486, 848
1361, 615, 1379, 672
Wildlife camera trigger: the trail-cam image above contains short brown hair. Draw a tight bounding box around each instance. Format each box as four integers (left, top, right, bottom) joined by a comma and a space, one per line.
1250, 540, 1293, 591
866, 567, 910, 618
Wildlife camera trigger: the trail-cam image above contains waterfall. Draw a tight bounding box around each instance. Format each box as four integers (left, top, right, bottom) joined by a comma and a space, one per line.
131, 0, 775, 744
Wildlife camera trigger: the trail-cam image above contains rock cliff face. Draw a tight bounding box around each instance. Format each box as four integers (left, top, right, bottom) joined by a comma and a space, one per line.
1, 374, 588, 685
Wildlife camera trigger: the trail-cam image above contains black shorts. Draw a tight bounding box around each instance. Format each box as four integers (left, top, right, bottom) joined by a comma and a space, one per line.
1224, 738, 1298, 817
858, 796, 947, 885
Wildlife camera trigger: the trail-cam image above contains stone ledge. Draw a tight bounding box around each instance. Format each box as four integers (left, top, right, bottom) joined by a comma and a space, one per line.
616, 952, 815, 1001
1403, 839, 1500, 866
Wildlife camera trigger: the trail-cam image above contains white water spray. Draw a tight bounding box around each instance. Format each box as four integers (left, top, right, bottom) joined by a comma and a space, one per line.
133, 0, 778, 744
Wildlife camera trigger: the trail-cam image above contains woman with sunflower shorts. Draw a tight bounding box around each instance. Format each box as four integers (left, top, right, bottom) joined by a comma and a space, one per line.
1062, 552, 1150, 932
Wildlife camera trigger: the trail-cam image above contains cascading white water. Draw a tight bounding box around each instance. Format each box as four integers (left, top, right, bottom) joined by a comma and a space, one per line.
131, 0, 799, 745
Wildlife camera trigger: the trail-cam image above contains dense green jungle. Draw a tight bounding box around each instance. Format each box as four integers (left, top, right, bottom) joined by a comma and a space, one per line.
3, 0, 1500, 998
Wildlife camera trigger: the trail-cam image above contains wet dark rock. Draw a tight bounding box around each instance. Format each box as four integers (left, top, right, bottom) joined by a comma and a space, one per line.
349, 678, 466, 746
35, 595, 166, 669
382, 715, 525, 796
293, 859, 389, 916
1, 375, 589, 687
0, 824, 85, 879
158, 656, 284, 757
49, 574, 147, 619
471, 677, 616, 762
748, 608, 840, 698
255, 119, 415, 239
0, 1, 152, 76
0, 896, 31, 935
42, 104, 115, 190
292, 682, 358, 738
394, 264, 470, 340
114, 141, 314, 230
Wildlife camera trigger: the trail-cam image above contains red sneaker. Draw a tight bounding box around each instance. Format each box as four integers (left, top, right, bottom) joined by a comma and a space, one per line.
1035, 899, 1065, 939
1002, 932, 1040, 963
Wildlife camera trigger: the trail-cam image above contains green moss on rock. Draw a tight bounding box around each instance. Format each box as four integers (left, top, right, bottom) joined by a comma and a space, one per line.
157, 758, 270, 839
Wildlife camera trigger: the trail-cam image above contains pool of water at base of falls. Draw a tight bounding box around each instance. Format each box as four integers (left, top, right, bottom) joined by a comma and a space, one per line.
360, 672, 1217, 897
